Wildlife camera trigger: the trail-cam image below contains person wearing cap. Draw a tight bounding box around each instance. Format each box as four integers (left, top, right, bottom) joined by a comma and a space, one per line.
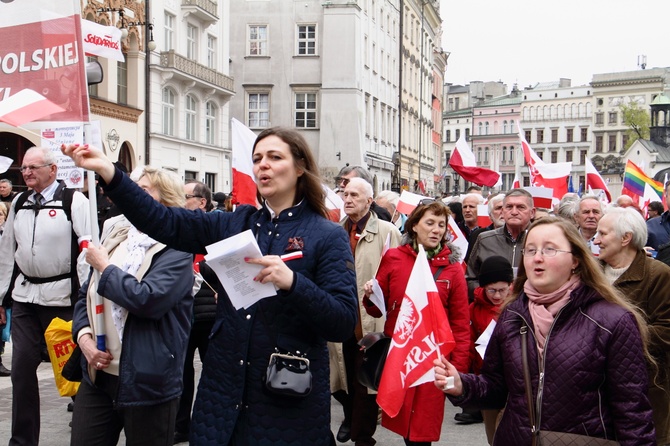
456, 256, 513, 443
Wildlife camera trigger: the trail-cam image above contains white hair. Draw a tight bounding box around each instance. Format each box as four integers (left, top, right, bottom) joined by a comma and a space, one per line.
603, 207, 648, 250
346, 177, 373, 199
487, 193, 505, 215
461, 193, 484, 205
376, 190, 399, 209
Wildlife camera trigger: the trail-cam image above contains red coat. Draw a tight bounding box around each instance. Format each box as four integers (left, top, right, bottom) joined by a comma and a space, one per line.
469, 287, 502, 374
364, 243, 470, 441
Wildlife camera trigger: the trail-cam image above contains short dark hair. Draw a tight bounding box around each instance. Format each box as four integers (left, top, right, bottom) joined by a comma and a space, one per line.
186, 180, 213, 212
337, 165, 373, 187
404, 201, 452, 243
648, 201, 664, 215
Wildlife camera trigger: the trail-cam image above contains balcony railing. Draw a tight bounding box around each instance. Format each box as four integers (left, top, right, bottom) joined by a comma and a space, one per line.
182, 0, 218, 24
160, 50, 234, 94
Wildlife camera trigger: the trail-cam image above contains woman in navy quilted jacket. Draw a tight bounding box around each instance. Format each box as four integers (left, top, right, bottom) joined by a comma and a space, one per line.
62, 128, 358, 446
434, 217, 656, 445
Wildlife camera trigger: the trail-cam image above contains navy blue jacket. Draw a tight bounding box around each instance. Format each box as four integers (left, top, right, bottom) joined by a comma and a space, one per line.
103, 171, 358, 445
73, 246, 194, 406
646, 211, 670, 250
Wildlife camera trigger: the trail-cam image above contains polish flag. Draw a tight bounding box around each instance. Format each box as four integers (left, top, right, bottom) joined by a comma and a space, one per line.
525, 186, 554, 209
640, 182, 662, 218
376, 245, 455, 417
518, 125, 571, 199
512, 171, 521, 189
81, 20, 124, 62
476, 204, 492, 228
0, 89, 65, 128
324, 184, 344, 222
231, 118, 259, 207
447, 216, 468, 264
396, 190, 429, 215
585, 157, 612, 203
449, 135, 501, 187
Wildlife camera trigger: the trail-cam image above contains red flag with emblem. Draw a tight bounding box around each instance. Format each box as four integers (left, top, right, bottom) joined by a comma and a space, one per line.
376, 245, 455, 417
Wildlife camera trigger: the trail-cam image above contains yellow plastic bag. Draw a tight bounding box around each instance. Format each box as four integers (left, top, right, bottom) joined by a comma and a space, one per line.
44, 317, 80, 397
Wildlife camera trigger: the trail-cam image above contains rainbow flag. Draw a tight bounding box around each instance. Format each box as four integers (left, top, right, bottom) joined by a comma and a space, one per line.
623, 160, 664, 198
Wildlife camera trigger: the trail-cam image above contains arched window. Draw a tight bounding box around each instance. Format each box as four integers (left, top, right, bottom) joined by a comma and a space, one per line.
185, 95, 197, 141
205, 101, 217, 145
485, 121, 489, 135
478, 122, 483, 135
484, 147, 489, 164
503, 120, 508, 133
162, 88, 175, 136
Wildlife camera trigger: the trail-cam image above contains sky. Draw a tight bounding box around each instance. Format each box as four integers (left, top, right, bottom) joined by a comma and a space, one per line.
439, 0, 670, 90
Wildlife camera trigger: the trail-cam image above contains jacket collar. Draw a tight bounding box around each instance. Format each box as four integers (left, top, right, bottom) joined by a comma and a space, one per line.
612, 249, 647, 285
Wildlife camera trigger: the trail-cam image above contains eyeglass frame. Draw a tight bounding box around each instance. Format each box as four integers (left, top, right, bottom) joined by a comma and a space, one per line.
335, 177, 350, 187
185, 194, 204, 200
521, 247, 572, 257
484, 286, 510, 296
19, 163, 52, 173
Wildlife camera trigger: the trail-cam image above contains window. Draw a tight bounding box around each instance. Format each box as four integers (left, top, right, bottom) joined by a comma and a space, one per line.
485, 122, 489, 135
186, 24, 199, 60
445, 130, 450, 142
205, 173, 216, 192
477, 148, 481, 163
595, 135, 603, 152
536, 150, 543, 161
295, 92, 317, 128
87, 56, 98, 97
464, 128, 470, 140
185, 95, 197, 141
510, 120, 515, 132
117, 58, 127, 105
455, 129, 461, 140
608, 134, 616, 152
162, 88, 175, 136
502, 146, 507, 162
185, 170, 197, 181
525, 130, 531, 142
249, 25, 268, 56
509, 146, 514, 162
536, 129, 544, 143
248, 92, 270, 128
608, 112, 617, 124
622, 134, 629, 148
551, 129, 558, 143
581, 128, 588, 142
205, 101, 216, 145
503, 120, 508, 133
164, 13, 175, 51
207, 35, 217, 69
566, 150, 573, 162
580, 150, 587, 165
484, 148, 489, 163
455, 97, 460, 110
595, 112, 604, 125
566, 128, 573, 142
478, 122, 483, 135
551, 151, 558, 163
297, 24, 316, 55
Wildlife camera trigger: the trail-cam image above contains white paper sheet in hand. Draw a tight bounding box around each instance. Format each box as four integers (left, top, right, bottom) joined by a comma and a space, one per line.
368, 279, 386, 315
204, 229, 276, 309
475, 319, 497, 360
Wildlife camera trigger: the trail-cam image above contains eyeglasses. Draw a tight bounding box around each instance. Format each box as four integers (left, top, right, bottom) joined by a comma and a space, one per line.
335, 177, 350, 187
185, 194, 203, 200
521, 247, 572, 257
485, 287, 509, 296
19, 163, 52, 173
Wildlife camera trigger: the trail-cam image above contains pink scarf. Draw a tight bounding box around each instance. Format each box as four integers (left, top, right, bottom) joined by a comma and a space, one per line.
524, 275, 581, 356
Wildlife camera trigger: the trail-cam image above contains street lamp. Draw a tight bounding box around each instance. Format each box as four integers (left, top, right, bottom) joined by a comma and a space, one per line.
452, 172, 460, 196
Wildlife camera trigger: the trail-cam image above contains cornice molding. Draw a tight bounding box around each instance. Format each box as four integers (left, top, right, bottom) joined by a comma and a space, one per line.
90, 98, 143, 123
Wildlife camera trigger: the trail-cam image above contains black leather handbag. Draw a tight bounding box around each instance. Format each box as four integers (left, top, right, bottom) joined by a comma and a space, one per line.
357, 332, 391, 391
264, 350, 312, 398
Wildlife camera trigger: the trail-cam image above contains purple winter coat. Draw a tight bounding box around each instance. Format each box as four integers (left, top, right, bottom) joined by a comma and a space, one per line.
450, 283, 656, 446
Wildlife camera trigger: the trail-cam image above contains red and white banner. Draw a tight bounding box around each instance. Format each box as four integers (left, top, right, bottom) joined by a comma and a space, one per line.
585, 157, 612, 203
0, 89, 65, 127
449, 135, 501, 187
640, 182, 662, 218
518, 125, 571, 199
512, 171, 521, 189
447, 215, 468, 264
376, 245, 455, 417
0, 1, 90, 127
81, 19, 124, 62
525, 186, 554, 209
230, 118, 259, 207
324, 184, 344, 222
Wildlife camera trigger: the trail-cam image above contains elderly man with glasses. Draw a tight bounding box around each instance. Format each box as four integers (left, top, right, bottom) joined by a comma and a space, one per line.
334, 165, 392, 222
0, 146, 91, 445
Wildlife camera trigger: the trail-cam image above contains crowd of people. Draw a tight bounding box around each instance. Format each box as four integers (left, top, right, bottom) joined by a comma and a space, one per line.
0, 130, 667, 446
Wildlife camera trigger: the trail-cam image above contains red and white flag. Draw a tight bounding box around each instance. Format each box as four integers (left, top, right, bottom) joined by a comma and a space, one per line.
449, 135, 501, 187
324, 184, 344, 222
81, 19, 124, 62
376, 245, 455, 417
585, 157, 612, 203
525, 186, 554, 209
0, 89, 65, 128
640, 182, 662, 218
518, 125, 571, 199
447, 216, 468, 264
476, 204, 492, 228
396, 190, 429, 215
512, 171, 521, 189
231, 118, 259, 207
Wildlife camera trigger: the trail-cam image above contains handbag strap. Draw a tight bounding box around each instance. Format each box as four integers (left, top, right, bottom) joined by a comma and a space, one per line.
521, 322, 538, 446
433, 265, 446, 280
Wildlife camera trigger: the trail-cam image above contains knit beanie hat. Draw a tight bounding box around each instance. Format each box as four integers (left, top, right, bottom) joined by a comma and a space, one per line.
479, 256, 514, 287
